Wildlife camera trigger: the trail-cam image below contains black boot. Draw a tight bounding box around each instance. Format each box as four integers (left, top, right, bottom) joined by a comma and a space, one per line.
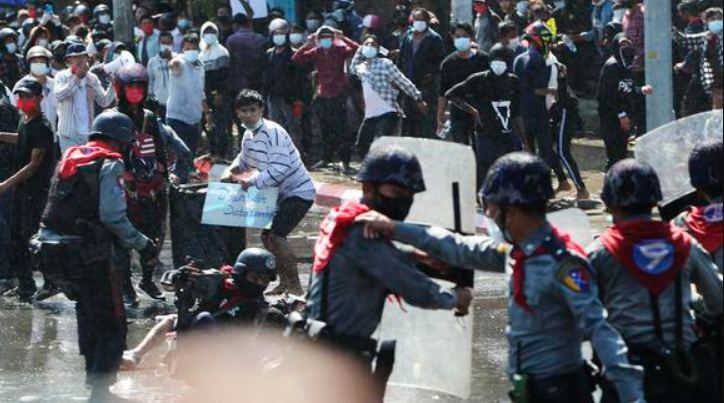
138, 266, 164, 300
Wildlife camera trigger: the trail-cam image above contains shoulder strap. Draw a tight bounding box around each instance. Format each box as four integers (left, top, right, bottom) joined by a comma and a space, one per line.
649, 272, 685, 347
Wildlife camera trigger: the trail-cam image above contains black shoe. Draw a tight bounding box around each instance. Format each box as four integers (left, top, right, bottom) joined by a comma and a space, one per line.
33, 285, 61, 302
311, 160, 330, 171
139, 279, 164, 300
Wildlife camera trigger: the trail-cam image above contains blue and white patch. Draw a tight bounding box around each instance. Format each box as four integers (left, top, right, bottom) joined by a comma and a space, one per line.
704, 203, 723, 223
633, 240, 674, 274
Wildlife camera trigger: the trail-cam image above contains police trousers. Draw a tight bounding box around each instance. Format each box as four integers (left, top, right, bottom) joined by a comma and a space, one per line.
528, 367, 593, 403
40, 242, 126, 386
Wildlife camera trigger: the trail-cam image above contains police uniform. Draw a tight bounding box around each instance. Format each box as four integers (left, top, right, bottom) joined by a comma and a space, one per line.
383, 153, 644, 403
590, 159, 723, 403
307, 146, 461, 397
37, 111, 154, 398
673, 202, 724, 274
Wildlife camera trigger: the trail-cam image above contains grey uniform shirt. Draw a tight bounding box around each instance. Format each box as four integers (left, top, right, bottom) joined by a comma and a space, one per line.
588, 221, 723, 348
392, 222, 644, 402
39, 159, 150, 251
672, 201, 724, 275
307, 225, 458, 339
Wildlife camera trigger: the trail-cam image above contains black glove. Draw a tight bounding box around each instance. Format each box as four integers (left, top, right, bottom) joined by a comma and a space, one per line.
139, 240, 159, 264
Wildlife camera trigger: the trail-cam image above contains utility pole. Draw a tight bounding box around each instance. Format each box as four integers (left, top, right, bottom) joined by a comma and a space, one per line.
644, 0, 675, 131
113, 0, 135, 47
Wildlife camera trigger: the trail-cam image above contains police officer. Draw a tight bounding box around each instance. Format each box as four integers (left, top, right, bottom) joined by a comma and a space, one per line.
307, 145, 473, 400
356, 152, 645, 403
446, 43, 526, 188
673, 141, 723, 274
37, 111, 158, 402
112, 62, 192, 304
122, 248, 279, 370
589, 159, 723, 403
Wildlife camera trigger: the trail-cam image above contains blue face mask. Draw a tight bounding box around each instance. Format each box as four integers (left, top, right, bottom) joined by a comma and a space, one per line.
709, 20, 724, 34
273, 35, 287, 47
454, 37, 471, 52
178, 19, 190, 29
319, 38, 334, 49
361, 45, 378, 58
306, 19, 320, 31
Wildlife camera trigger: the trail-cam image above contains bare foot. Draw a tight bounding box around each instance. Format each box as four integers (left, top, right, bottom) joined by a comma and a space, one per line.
576, 189, 591, 200
555, 181, 573, 194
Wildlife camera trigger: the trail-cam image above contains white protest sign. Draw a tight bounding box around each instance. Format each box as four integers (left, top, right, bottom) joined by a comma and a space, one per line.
201, 183, 278, 229
230, 0, 268, 19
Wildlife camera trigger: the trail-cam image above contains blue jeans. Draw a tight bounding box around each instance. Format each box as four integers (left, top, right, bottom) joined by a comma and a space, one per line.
168, 118, 201, 157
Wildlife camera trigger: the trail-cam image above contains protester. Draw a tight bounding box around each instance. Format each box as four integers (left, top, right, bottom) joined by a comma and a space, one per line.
398, 9, 443, 140
167, 34, 208, 156
147, 32, 175, 120
226, 13, 266, 94
473, 0, 501, 53
0, 78, 57, 302
439, 22, 490, 145
54, 43, 116, 153
13, 46, 57, 132
1, 27, 25, 88
351, 35, 427, 158
222, 90, 316, 296
292, 26, 358, 172
137, 14, 160, 66
200, 21, 232, 159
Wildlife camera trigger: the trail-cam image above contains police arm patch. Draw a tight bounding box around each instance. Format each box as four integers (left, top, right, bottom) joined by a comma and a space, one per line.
557, 256, 592, 294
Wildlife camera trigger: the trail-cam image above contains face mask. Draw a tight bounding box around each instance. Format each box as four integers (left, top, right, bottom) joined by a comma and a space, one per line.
306, 19, 320, 31
5, 42, 17, 54
483, 215, 506, 244
124, 86, 145, 104
242, 118, 263, 131
17, 98, 39, 115
272, 35, 287, 47
332, 9, 345, 22
413, 20, 428, 32
290, 33, 305, 45
474, 3, 489, 15
361, 45, 378, 58
620, 46, 635, 68
160, 44, 173, 54
178, 19, 190, 29
613, 9, 625, 22
555, 1, 566, 11
491, 60, 507, 76
507, 36, 520, 50
517, 1, 529, 15
319, 38, 334, 49
30, 62, 49, 76
142, 23, 154, 36
99, 14, 111, 25
37, 38, 49, 48
203, 33, 218, 45
184, 49, 199, 63
709, 20, 724, 34
454, 37, 472, 52
373, 192, 415, 222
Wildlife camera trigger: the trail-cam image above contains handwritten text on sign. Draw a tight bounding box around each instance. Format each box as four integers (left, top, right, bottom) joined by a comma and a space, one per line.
201, 183, 278, 229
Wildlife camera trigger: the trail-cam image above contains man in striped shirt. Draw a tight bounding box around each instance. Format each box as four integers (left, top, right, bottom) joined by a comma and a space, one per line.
222, 90, 316, 296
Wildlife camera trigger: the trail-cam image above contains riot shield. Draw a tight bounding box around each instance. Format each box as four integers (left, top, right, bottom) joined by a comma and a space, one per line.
371, 137, 476, 399
635, 111, 723, 202
548, 208, 594, 248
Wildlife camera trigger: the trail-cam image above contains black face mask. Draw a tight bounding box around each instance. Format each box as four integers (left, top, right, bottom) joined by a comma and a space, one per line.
373, 190, 414, 221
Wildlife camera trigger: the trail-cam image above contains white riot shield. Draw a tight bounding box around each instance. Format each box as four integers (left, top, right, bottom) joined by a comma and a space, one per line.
371, 138, 476, 399
635, 111, 723, 201
548, 208, 594, 248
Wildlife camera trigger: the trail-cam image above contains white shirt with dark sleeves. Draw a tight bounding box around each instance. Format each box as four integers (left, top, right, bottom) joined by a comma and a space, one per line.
231, 119, 316, 202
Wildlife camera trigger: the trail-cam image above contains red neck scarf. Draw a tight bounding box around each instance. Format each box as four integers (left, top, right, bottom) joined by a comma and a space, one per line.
599, 220, 692, 297
313, 201, 372, 274
512, 226, 585, 311
58, 140, 122, 179
685, 203, 723, 254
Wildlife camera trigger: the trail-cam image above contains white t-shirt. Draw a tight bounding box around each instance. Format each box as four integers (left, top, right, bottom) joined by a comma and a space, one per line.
74, 78, 90, 136
362, 81, 397, 119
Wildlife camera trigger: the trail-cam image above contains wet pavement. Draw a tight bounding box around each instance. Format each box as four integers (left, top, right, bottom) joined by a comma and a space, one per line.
0, 170, 611, 403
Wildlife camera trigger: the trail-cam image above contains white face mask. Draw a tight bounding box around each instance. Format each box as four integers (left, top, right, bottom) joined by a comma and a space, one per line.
242, 118, 263, 131
184, 50, 199, 63
491, 60, 508, 76
413, 20, 428, 33
361, 45, 378, 58
203, 33, 218, 45
160, 44, 173, 54
37, 38, 49, 48
507, 37, 520, 50
30, 62, 50, 76
517, 1, 529, 15
99, 14, 111, 25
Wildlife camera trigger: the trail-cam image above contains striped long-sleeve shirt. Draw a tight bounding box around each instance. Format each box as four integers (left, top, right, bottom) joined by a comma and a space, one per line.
231, 119, 316, 202
53, 69, 116, 141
